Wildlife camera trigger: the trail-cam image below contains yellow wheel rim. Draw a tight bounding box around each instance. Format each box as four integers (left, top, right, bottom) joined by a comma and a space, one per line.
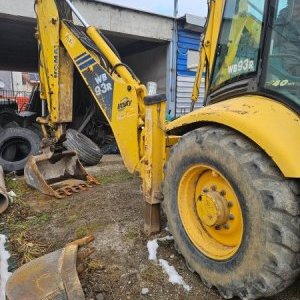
178, 164, 243, 260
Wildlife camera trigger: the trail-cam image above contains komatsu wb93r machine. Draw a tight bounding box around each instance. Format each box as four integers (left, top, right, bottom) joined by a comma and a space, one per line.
6, 1, 300, 299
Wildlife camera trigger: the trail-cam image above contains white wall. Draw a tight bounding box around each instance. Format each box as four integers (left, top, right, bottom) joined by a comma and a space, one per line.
0, 71, 12, 90
11, 72, 23, 91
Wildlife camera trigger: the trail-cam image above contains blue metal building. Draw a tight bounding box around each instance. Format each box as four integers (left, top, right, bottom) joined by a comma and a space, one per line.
175, 15, 205, 117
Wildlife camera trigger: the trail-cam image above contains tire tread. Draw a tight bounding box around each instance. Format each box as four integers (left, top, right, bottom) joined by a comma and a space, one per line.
163, 125, 300, 300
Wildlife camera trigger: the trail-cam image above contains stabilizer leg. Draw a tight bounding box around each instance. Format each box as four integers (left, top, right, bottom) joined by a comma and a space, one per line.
142, 95, 166, 235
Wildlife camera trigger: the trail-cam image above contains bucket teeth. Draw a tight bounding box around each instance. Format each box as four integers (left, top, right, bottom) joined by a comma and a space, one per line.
78, 184, 87, 191
70, 186, 81, 193
77, 247, 96, 262
57, 187, 73, 196
57, 184, 91, 196
55, 181, 99, 197
56, 191, 66, 199
87, 175, 100, 186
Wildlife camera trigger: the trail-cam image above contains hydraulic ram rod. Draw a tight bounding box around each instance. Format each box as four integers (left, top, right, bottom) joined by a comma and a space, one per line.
65, 0, 90, 28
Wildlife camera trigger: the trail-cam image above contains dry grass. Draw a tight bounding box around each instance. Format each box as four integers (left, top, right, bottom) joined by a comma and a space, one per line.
75, 222, 102, 239
10, 231, 49, 265
1, 177, 51, 268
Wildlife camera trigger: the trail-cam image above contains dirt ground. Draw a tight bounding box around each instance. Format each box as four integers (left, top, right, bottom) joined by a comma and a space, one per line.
1, 155, 299, 300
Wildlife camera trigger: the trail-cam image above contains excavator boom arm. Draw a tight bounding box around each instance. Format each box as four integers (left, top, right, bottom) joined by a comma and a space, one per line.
36, 0, 145, 173
25, 0, 167, 234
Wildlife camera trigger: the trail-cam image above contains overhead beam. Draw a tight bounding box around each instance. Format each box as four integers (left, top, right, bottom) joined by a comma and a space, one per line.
0, 0, 174, 41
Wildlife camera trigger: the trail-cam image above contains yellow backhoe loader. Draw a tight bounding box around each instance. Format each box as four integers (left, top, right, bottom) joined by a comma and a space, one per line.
6, 0, 300, 299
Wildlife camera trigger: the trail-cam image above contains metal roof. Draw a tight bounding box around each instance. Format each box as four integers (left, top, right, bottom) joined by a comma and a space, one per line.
178, 14, 206, 32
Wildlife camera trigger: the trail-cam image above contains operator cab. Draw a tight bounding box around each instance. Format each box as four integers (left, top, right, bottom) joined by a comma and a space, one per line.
207, 0, 300, 113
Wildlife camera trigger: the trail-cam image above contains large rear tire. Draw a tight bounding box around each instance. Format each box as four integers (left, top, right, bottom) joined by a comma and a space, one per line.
163, 125, 300, 300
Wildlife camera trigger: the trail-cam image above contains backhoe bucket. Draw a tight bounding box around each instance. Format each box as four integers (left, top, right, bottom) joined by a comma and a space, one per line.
6, 236, 95, 300
24, 149, 99, 198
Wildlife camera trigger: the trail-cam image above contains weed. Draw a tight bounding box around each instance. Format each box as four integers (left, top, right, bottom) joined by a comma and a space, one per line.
67, 214, 78, 224
141, 264, 162, 282
75, 224, 89, 239
36, 213, 51, 224
87, 258, 105, 271
75, 221, 102, 239
0, 178, 52, 267
5, 177, 29, 198
88, 221, 102, 232
125, 229, 138, 240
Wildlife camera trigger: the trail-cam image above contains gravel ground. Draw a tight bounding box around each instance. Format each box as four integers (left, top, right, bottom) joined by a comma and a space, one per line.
1, 155, 299, 300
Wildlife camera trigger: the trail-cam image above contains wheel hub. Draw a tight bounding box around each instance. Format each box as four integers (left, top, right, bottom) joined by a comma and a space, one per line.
178, 165, 244, 260
196, 191, 229, 227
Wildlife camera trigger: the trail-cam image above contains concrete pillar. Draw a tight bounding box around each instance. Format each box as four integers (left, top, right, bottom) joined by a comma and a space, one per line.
12, 72, 23, 91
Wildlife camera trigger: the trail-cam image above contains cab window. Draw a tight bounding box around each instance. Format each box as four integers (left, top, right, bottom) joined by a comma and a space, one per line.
211, 0, 265, 90
263, 0, 300, 107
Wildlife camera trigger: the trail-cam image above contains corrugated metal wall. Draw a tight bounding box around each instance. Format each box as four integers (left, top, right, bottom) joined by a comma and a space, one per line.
176, 29, 205, 116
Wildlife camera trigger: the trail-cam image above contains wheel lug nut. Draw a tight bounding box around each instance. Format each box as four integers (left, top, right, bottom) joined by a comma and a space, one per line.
229, 214, 234, 220
212, 171, 219, 177
223, 224, 230, 230
215, 225, 221, 230
203, 188, 208, 193
220, 190, 226, 196
211, 185, 216, 191
227, 201, 233, 208
198, 195, 202, 201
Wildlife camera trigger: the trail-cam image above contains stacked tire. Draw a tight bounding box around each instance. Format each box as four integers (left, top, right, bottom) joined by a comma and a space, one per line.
0, 127, 41, 173
64, 129, 103, 166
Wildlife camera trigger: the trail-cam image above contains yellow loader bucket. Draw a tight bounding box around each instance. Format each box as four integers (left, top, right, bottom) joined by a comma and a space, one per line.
24, 149, 99, 198
6, 236, 95, 300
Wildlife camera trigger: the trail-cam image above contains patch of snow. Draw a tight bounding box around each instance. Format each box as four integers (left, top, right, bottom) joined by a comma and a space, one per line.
7, 191, 16, 202
158, 235, 173, 242
147, 236, 173, 262
147, 235, 191, 292
147, 239, 159, 261
7, 191, 16, 198
0, 234, 11, 300
141, 287, 149, 295
159, 259, 191, 292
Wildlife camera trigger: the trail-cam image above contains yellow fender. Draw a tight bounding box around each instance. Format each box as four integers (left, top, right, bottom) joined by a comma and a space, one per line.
167, 96, 300, 178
